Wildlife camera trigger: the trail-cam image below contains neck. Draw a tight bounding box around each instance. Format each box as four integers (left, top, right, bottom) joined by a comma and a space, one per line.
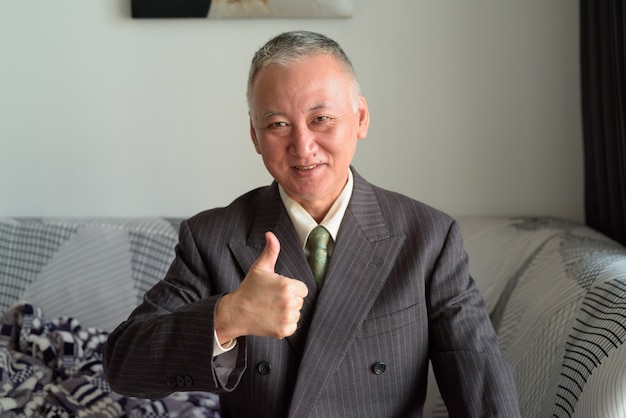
303, 205, 330, 225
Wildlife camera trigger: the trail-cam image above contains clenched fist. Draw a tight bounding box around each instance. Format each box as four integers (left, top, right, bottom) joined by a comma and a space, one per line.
215, 231, 309, 344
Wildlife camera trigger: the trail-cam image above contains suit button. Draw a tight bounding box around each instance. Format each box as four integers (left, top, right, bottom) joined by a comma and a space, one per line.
372, 361, 386, 375
257, 361, 272, 375
184, 375, 193, 387
167, 377, 177, 388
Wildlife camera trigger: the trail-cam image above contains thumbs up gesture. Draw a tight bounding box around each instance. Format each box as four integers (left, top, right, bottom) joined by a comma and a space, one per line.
215, 232, 309, 343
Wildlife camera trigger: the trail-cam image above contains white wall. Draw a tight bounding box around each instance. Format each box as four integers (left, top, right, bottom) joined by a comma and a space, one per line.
0, 1, 583, 221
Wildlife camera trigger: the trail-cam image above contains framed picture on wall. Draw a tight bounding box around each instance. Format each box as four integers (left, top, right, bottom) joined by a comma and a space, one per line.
132, 0, 354, 19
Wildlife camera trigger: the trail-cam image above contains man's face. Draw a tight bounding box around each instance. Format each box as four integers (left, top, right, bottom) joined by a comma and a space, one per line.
249, 54, 369, 219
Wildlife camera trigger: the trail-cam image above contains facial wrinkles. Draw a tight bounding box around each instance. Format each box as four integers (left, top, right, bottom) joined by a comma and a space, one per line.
252, 68, 352, 127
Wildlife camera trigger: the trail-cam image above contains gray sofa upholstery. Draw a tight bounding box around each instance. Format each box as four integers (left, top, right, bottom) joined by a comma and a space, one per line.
0, 218, 182, 331
427, 216, 626, 418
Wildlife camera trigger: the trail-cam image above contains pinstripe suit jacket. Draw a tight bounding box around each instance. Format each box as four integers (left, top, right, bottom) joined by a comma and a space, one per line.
103, 170, 520, 417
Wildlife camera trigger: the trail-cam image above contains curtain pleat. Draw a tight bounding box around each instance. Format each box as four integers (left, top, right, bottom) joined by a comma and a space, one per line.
580, 0, 626, 245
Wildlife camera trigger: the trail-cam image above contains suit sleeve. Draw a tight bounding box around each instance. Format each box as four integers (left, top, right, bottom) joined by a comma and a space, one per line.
427, 221, 521, 417
103, 220, 247, 399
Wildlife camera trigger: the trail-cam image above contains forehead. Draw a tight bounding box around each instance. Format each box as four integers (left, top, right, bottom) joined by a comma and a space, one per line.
250, 55, 353, 107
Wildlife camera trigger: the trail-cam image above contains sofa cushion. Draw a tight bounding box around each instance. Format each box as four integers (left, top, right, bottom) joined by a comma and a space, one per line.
457, 216, 573, 312
0, 218, 181, 330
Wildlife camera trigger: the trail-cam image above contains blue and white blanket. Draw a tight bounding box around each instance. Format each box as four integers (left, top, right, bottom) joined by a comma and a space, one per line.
0, 302, 220, 418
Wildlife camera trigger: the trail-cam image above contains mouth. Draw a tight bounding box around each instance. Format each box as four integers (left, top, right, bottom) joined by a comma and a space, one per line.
294, 164, 320, 171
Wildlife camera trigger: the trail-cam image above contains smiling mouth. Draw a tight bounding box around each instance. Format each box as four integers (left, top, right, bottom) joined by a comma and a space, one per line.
295, 164, 319, 171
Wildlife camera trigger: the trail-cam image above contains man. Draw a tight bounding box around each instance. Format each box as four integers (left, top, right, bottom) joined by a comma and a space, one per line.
104, 30, 520, 417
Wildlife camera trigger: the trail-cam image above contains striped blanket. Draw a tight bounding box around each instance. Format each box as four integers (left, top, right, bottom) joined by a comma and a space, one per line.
0, 302, 220, 417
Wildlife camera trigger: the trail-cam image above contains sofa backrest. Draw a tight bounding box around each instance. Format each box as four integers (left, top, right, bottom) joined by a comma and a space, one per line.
0, 218, 182, 331
425, 216, 626, 417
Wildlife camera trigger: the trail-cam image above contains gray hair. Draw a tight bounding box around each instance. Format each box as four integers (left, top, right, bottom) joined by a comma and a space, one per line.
246, 31, 361, 109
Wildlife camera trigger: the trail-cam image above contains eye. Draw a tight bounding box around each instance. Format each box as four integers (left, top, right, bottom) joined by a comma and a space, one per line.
268, 121, 288, 129
313, 115, 330, 123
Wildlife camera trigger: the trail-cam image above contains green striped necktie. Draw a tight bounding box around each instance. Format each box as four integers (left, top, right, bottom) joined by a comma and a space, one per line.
307, 226, 331, 287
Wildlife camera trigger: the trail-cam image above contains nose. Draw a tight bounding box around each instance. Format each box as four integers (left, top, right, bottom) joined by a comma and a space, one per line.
289, 123, 316, 157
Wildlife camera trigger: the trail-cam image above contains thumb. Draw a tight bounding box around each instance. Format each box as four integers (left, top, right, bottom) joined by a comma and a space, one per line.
254, 231, 280, 273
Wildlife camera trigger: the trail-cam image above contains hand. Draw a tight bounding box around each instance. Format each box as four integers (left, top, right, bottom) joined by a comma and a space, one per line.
215, 231, 309, 343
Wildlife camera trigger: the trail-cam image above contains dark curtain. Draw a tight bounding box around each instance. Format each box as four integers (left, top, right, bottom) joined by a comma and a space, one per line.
580, 0, 626, 245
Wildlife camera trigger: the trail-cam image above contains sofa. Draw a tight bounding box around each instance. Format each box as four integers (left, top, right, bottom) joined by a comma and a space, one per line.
0, 216, 625, 417
0, 218, 220, 417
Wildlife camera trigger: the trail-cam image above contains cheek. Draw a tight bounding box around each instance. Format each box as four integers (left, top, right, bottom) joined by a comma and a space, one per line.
331, 138, 358, 162
253, 132, 272, 154
258, 140, 285, 166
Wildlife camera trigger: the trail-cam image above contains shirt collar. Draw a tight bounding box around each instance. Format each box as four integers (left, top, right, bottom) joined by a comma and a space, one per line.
278, 169, 354, 251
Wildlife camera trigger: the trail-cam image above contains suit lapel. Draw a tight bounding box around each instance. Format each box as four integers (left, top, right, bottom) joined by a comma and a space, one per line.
288, 172, 406, 418
228, 184, 320, 356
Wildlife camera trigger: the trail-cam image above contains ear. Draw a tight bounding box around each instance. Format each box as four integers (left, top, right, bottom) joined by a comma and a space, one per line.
356, 95, 370, 140
249, 115, 262, 154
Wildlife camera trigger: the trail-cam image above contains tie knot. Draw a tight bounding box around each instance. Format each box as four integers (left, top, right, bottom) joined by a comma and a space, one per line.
307, 226, 331, 251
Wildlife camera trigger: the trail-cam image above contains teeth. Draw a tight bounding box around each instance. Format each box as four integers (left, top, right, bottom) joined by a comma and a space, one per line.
297, 165, 317, 171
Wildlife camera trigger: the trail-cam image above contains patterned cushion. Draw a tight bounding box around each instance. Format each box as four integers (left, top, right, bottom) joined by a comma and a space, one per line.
0, 218, 181, 330
425, 217, 626, 417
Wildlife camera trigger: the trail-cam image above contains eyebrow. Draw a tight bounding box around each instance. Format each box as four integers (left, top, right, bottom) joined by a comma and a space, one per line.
261, 111, 282, 120
260, 104, 331, 121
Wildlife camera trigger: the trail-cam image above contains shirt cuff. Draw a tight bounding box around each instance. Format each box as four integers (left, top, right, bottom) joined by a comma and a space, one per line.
213, 330, 237, 356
